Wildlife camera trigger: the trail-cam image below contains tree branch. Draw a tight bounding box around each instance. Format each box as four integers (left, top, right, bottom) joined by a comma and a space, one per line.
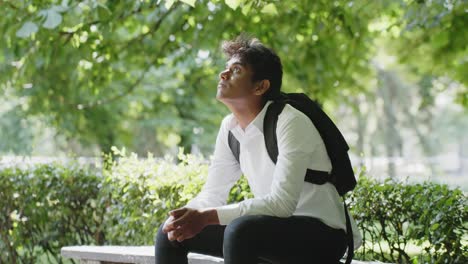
120, 2, 181, 52
69, 3, 185, 110
1, 0, 19, 10
76, 38, 171, 109
58, 1, 160, 36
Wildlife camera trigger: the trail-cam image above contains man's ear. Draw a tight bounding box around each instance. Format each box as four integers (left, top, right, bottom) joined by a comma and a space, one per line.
254, 80, 271, 96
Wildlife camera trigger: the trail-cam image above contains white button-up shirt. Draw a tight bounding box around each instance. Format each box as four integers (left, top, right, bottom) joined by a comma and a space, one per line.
186, 101, 362, 248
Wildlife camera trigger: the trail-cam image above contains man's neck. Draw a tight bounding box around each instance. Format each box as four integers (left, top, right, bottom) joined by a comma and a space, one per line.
225, 99, 265, 130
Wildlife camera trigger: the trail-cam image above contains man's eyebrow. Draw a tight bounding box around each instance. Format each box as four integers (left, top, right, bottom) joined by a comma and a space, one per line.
225, 61, 246, 68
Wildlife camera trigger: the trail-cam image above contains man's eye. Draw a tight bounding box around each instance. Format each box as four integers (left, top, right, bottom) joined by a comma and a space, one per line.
233, 67, 240, 73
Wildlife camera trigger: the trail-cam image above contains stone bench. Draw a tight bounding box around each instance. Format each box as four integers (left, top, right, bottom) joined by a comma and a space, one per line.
61, 245, 386, 264
61, 246, 222, 264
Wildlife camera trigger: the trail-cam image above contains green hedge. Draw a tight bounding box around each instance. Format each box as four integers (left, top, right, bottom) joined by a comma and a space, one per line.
0, 163, 103, 263
349, 176, 467, 263
0, 151, 466, 263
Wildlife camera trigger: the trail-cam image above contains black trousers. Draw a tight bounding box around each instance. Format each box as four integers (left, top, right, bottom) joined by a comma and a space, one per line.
155, 215, 347, 264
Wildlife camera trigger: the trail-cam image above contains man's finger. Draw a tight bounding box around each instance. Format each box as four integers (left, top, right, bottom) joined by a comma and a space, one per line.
169, 208, 187, 218
162, 224, 176, 233
164, 208, 190, 232
169, 215, 187, 228
176, 235, 185, 242
174, 227, 188, 242
163, 221, 181, 233
167, 230, 177, 241
168, 228, 186, 242
162, 216, 177, 233
163, 215, 188, 233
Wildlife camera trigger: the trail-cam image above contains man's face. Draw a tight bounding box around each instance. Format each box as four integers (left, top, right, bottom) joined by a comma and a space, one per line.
216, 56, 258, 102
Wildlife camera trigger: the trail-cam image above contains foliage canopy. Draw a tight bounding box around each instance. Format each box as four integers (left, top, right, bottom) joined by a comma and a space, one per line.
1, 0, 467, 154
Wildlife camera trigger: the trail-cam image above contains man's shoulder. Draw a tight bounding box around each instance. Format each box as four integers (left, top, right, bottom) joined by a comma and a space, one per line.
274, 103, 320, 137
279, 103, 311, 123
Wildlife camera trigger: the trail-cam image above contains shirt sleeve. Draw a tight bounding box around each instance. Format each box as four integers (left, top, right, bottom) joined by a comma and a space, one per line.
185, 116, 242, 210
216, 109, 320, 225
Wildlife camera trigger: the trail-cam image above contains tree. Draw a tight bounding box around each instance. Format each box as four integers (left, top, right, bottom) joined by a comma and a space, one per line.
0, 0, 466, 156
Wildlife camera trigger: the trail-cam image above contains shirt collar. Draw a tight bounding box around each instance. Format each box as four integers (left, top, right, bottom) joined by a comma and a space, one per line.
227, 101, 273, 133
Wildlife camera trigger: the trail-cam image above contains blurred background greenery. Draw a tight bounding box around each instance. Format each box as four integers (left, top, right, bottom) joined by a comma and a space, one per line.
1, 1, 467, 263
1, 0, 467, 185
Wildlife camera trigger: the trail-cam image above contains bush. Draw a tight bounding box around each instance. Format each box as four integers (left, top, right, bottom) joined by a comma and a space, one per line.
0, 163, 103, 264
0, 151, 466, 263
99, 148, 208, 244
99, 148, 253, 245
0, 150, 252, 263
349, 176, 468, 263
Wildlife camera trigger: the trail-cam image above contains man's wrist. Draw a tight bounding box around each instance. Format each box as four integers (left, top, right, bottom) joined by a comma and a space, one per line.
199, 208, 220, 226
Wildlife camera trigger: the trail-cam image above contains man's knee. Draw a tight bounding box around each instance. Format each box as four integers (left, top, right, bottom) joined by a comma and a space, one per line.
224, 215, 263, 245
223, 215, 268, 263
155, 223, 167, 245
156, 221, 180, 248
156, 220, 188, 250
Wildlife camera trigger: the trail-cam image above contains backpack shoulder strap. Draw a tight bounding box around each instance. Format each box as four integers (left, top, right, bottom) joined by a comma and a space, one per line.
263, 101, 286, 163
227, 101, 285, 165
228, 131, 240, 163
263, 101, 332, 185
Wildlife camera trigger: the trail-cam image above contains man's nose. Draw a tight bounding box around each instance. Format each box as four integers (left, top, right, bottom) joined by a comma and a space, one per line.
219, 69, 229, 80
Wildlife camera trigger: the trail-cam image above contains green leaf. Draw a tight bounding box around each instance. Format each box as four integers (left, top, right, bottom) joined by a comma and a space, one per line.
16, 22, 39, 38
39, 9, 63, 29
261, 3, 278, 15
296, 34, 305, 42
165, 0, 176, 9
225, 0, 241, 10
241, 1, 252, 15
179, 0, 196, 7
431, 31, 449, 49
50, 5, 68, 13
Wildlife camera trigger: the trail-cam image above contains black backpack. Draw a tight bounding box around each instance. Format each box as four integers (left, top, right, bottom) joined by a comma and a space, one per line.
227, 92, 357, 196
227, 92, 357, 264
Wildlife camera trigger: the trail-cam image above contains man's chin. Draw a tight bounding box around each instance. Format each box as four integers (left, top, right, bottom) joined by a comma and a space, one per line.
216, 90, 226, 100
216, 94, 225, 103
216, 93, 232, 105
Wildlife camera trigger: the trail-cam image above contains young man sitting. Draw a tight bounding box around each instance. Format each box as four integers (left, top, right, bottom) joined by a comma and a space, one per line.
155, 35, 362, 264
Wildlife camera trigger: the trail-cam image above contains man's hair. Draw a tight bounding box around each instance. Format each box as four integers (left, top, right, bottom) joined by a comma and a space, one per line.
221, 34, 283, 100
